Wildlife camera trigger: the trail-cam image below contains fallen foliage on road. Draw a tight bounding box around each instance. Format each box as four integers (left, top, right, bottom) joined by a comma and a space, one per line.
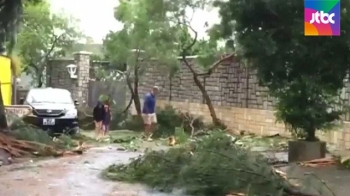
0, 132, 85, 158
103, 131, 330, 196
0, 119, 90, 164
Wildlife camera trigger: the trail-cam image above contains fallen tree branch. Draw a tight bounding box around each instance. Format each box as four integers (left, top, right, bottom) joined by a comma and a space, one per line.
182, 112, 199, 137
149, 152, 321, 196
0, 132, 84, 159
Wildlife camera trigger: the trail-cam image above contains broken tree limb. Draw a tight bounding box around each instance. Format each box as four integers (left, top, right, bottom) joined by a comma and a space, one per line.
0, 132, 85, 159
183, 112, 198, 137
298, 157, 336, 167
197, 53, 235, 76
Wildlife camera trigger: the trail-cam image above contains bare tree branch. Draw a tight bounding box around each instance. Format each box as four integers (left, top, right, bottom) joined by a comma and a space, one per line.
184, 112, 198, 137
41, 33, 64, 64
175, 17, 235, 77
197, 53, 235, 76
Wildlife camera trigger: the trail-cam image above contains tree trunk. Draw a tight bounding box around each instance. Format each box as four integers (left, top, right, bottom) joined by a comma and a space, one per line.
36, 73, 43, 88
126, 73, 141, 117
192, 74, 220, 125
0, 81, 8, 131
133, 92, 142, 116
133, 67, 142, 116
305, 127, 317, 141
182, 59, 220, 125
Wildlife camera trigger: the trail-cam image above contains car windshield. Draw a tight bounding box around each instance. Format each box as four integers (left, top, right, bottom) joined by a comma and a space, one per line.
26, 89, 73, 104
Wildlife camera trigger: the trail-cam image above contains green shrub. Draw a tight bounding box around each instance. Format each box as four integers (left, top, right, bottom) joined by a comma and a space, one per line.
121, 115, 144, 131
10, 125, 54, 145
106, 104, 226, 137
174, 127, 189, 144
109, 106, 129, 130
9, 119, 79, 150
154, 105, 205, 138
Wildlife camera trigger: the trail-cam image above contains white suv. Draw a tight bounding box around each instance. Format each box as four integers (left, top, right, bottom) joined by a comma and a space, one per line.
22, 88, 79, 136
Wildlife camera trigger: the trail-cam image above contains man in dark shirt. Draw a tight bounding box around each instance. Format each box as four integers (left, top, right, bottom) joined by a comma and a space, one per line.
142, 86, 159, 141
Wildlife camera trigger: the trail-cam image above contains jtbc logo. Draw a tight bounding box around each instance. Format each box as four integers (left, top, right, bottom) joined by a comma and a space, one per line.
310, 11, 335, 24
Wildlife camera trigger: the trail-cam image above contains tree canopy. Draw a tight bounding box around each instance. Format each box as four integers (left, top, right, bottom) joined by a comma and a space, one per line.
16, 1, 81, 87
103, 0, 184, 115
214, 0, 350, 140
0, 0, 43, 53
103, 0, 232, 123
104, 0, 181, 67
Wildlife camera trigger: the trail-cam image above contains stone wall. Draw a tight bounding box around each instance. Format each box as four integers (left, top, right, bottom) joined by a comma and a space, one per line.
138, 56, 350, 149
46, 51, 91, 103
139, 58, 276, 109
46, 52, 126, 107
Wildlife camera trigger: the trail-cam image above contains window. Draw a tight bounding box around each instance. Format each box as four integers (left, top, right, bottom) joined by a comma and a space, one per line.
26, 89, 73, 104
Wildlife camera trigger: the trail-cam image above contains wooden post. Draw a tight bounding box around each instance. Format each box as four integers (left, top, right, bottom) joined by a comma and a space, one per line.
0, 81, 8, 131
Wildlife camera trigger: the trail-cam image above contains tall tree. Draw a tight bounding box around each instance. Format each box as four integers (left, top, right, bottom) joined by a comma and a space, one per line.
0, 0, 42, 54
170, 0, 234, 126
17, 1, 81, 87
103, 0, 179, 116
105, 0, 232, 125
214, 0, 350, 140
0, 0, 41, 131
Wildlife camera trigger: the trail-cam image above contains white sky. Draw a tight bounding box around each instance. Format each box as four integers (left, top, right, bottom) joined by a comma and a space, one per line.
49, 0, 220, 44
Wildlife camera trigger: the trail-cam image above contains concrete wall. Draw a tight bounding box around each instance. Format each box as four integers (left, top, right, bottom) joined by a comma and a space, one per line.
137, 56, 350, 149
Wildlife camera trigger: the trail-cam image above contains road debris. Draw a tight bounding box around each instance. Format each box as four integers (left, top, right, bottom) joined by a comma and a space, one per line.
226, 193, 245, 196
298, 157, 336, 167
168, 136, 176, 146
0, 132, 86, 161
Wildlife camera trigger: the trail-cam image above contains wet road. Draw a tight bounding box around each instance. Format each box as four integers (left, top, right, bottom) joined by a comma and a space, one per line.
0, 146, 186, 196
264, 151, 350, 196
1, 145, 350, 196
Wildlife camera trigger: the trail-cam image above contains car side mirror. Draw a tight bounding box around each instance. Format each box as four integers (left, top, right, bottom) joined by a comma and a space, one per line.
74, 100, 79, 106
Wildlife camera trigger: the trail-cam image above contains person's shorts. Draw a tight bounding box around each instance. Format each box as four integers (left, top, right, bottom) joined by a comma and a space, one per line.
142, 113, 157, 125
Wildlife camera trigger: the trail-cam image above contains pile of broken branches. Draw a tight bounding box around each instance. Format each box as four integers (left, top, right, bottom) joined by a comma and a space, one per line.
104, 131, 333, 196
0, 132, 85, 160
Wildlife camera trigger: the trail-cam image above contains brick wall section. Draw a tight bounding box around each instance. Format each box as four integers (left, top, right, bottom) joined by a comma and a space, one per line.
137, 56, 350, 149
139, 58, 204, 103
157, 100, 350, 149
139, 58, 275, 109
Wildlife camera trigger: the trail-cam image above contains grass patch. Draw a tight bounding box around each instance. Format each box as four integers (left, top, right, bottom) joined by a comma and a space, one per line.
80, 130, 146, 151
